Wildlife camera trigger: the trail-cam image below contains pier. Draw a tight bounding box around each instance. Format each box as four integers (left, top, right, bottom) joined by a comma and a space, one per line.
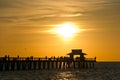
0, 49, 96, 71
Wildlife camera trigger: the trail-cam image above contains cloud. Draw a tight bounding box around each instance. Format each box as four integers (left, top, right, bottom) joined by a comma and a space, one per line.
0, 0, 120, 26
0, 0, 107, 23
0, 0, 120, 55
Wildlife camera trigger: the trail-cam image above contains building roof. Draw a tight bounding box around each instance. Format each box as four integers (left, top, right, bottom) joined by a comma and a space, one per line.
67, 52, 87, 55
66, 49, 87, 56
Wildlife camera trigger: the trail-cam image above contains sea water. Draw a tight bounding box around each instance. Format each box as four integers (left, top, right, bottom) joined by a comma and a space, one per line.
0, 62, 120, 80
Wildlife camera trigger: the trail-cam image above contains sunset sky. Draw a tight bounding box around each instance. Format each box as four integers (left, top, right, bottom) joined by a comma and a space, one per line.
0, 0, 120, 61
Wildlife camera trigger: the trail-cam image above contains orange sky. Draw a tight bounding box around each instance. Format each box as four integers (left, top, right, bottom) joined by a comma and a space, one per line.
0, 0, 120, 61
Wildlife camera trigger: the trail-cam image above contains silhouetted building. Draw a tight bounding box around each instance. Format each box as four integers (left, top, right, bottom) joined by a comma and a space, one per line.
67, 49, 87, 61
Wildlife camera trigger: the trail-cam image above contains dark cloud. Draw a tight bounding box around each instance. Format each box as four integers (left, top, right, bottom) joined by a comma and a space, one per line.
0, 0, 24, 9
0, 0, 106, 22
0, 0, 120, 27
0, 16, 21, 22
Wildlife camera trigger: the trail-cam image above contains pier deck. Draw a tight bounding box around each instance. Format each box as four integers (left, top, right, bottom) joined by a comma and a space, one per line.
0, 49, 96, 71
0, 56, 96, 71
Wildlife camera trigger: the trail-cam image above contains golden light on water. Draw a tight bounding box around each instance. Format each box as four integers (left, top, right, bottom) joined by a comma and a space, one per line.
53, 22, 80, 39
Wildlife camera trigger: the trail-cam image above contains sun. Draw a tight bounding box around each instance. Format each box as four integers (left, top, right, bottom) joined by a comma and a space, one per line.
54, 22, 79, 38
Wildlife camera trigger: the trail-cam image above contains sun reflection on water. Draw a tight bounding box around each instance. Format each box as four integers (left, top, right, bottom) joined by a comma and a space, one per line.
50, 70, 77, 80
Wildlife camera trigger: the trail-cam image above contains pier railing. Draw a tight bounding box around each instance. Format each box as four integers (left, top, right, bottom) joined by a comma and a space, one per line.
0, 56, 96, 71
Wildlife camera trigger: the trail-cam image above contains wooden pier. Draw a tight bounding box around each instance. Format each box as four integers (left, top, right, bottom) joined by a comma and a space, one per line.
0, 49, 96, 71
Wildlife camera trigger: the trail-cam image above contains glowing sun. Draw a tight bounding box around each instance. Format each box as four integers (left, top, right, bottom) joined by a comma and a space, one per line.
54, 22, 79, 38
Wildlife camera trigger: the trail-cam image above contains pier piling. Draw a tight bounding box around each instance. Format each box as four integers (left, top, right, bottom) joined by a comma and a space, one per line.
0, 49, 96, 71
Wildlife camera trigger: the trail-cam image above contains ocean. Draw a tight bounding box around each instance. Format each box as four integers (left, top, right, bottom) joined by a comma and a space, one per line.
0, 62, 120, 80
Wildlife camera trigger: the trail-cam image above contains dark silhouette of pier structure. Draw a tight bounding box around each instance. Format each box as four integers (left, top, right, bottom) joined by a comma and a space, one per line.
0, 49, 96, 71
